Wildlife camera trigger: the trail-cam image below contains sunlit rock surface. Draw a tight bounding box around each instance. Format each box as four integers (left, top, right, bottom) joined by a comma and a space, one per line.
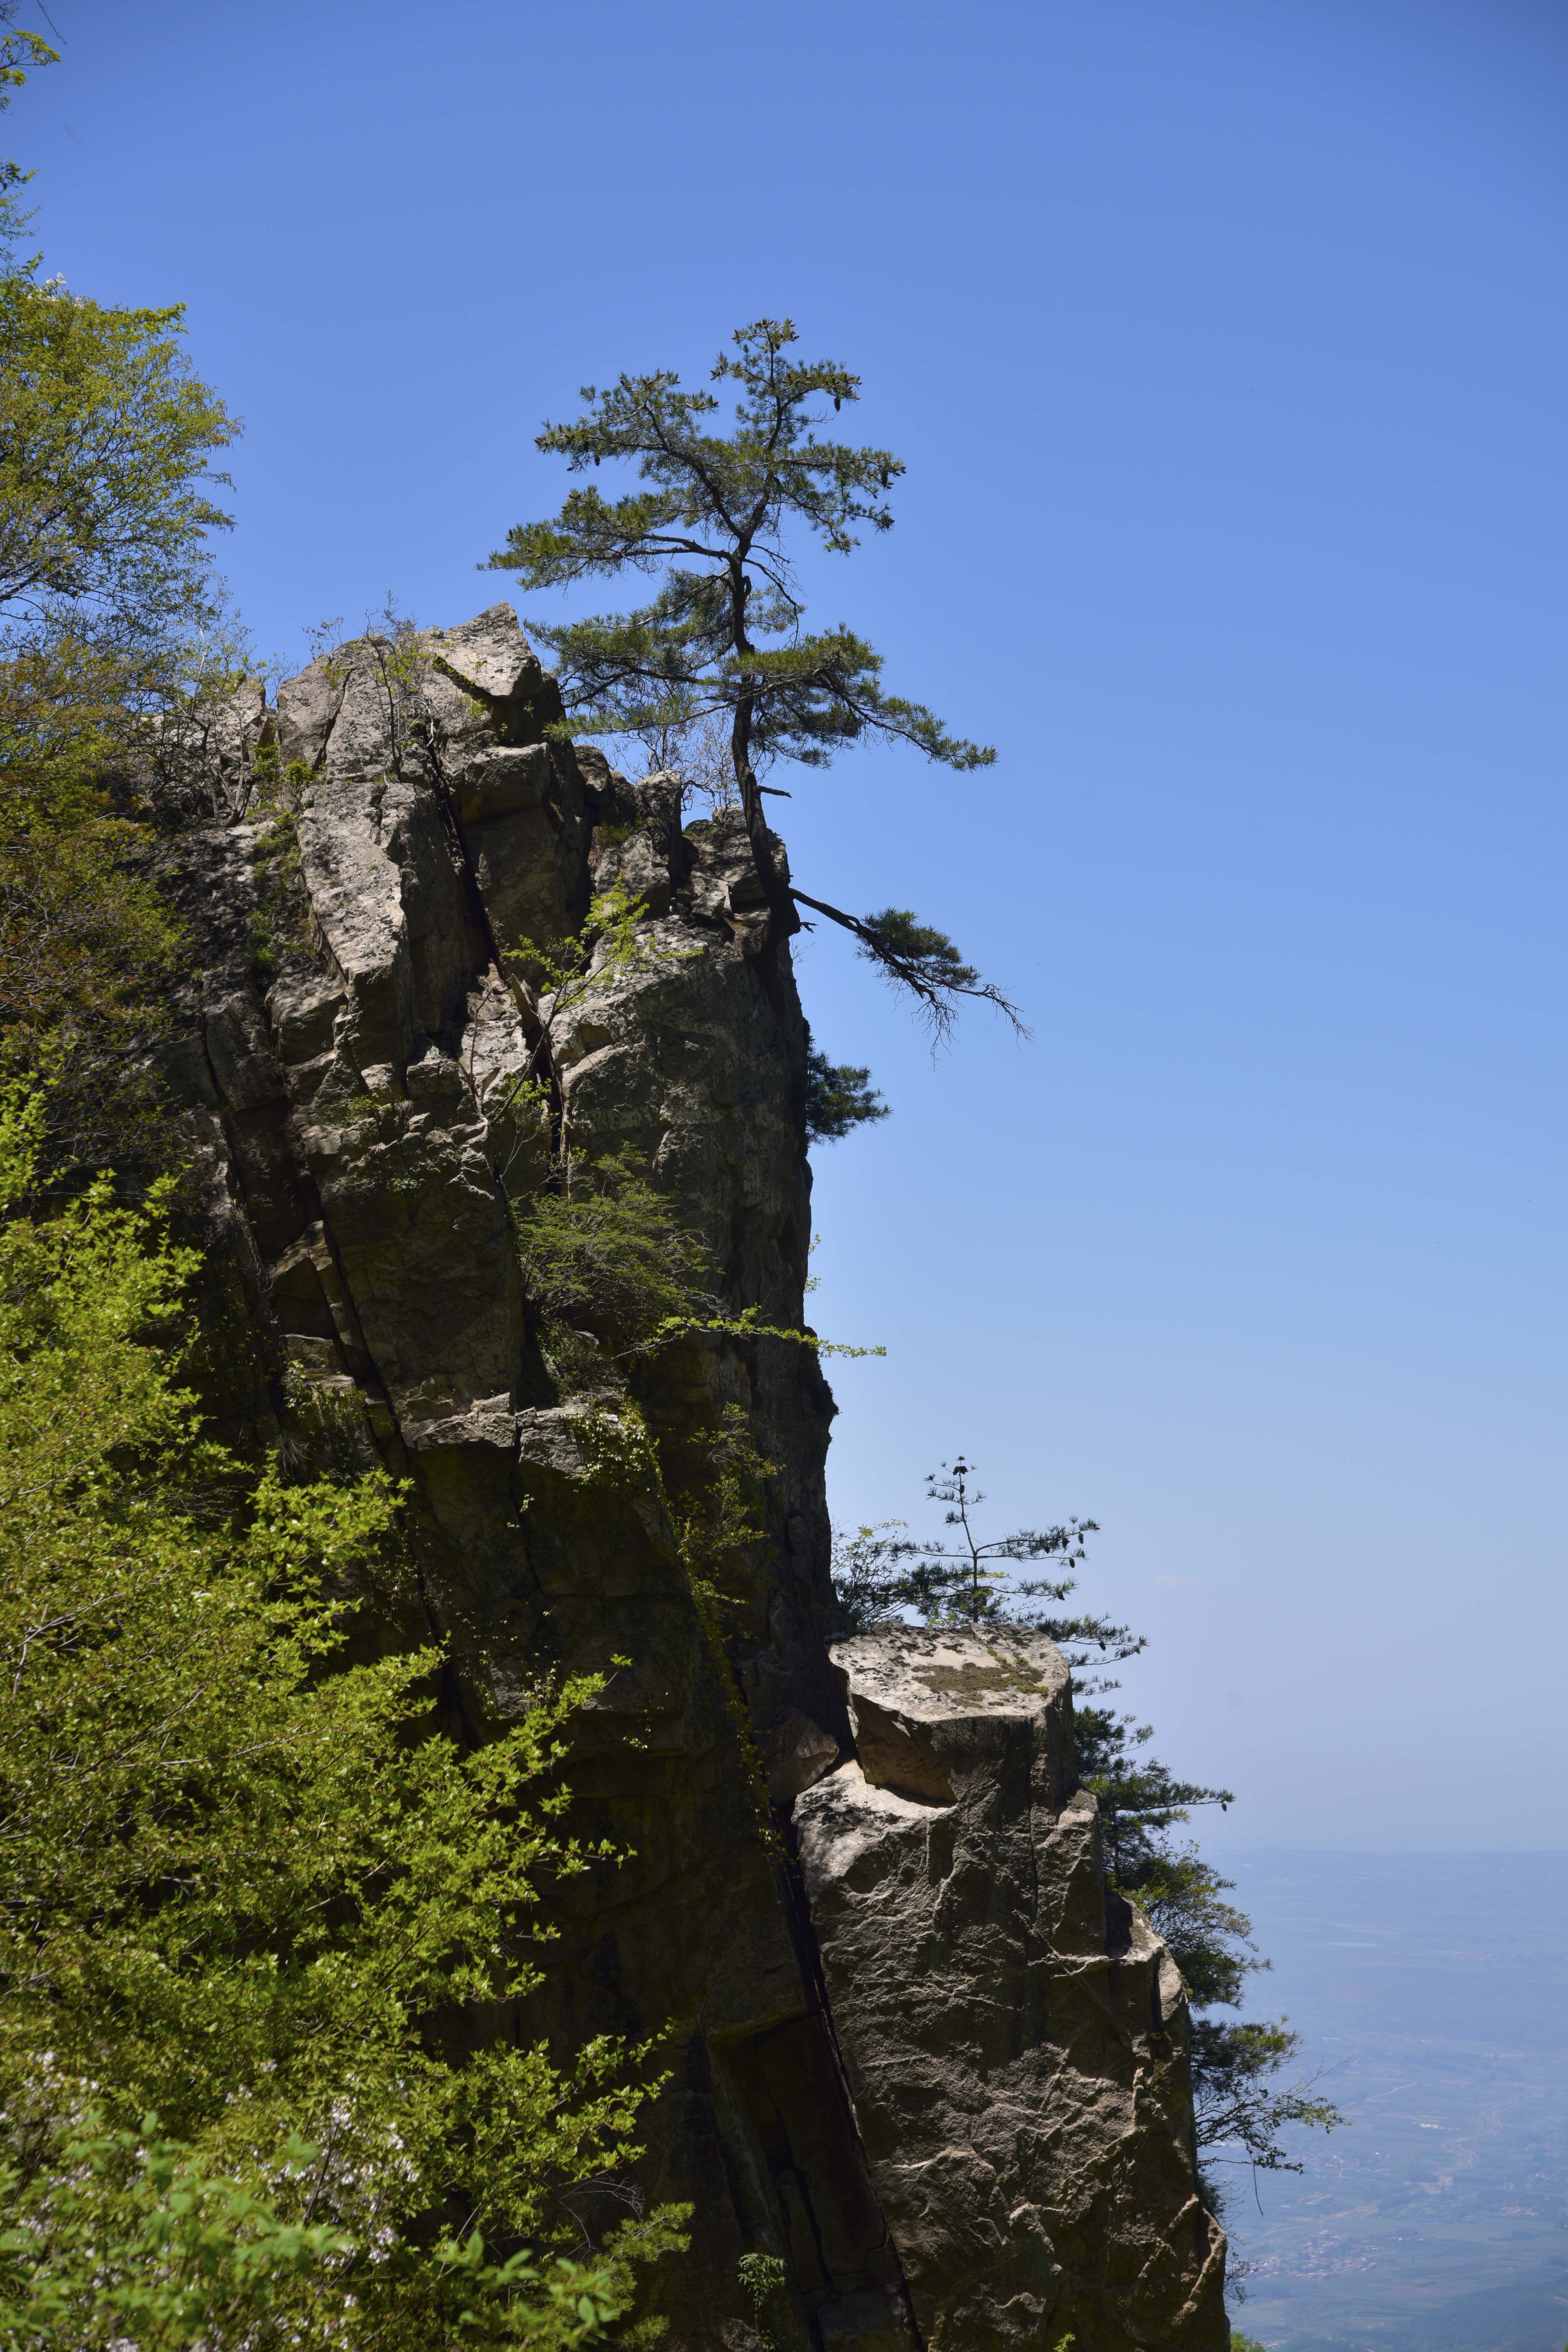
798, 1626, 1226, 2349
159, 606, 1225, 2351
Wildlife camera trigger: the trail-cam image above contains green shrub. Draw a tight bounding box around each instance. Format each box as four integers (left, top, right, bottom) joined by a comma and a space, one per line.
0, 1082, 684, 2346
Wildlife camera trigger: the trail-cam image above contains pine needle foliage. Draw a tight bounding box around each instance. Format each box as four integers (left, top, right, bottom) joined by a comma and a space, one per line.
802, 1046, 887, 1144
828, 1456, 1124, 1654
486, 318, 1020, 1039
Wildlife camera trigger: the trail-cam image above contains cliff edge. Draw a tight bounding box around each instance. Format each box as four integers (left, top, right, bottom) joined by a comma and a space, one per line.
155, 605, 1226, 2351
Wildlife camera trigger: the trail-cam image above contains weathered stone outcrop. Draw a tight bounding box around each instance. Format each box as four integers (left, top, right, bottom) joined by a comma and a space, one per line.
156, 605, 1225, 2350
797, 1628, 1227, 2350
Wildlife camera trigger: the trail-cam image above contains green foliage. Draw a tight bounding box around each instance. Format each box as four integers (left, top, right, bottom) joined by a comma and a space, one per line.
0, 2113, 686, 2351
487, 317, 1015, 1035
521, 1150, 719, 1375
803, 1044, 887, 1144
1070, 1703, 1234, 1884
135, 619, 287, 828
0, 54, 249, 1180
520, 1151, 882, 1398
833, 906, 979, 1022
492, 878, 721, 1369
791, 886, 1021, 1042
828, 1456, 1120, 1652
496, 885, 883, 1387
1189, 2016, 1342, 2176
735, 2251, 789, 2350
672, 1404, 777, 1622
499, 320, 902, 579
0, 611, 213, 1187
0, 1081, 684, 2345
0, 274, 238, 638
0, 63, 686, 2339
825, 1520, 914, 1631
488, 319, 983, 774
856, 908, 981, 996
0, 9, 55, 257
0, 2121, 351, 2350
1133, 1847, 1258, 2009
470, 878, 700, 1191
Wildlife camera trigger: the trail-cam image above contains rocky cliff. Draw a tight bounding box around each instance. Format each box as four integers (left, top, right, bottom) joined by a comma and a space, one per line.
155, 605, 1227, 2351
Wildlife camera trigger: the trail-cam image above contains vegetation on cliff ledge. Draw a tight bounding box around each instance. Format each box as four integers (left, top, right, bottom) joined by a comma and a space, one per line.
0, 33, 682, 2347
831, 1456, 1344, 2205
489, 316, 1023, 1042
0, 9, 1337, 2338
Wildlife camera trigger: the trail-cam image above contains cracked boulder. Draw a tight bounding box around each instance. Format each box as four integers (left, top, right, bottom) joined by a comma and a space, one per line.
796, 1625, 1227, 2351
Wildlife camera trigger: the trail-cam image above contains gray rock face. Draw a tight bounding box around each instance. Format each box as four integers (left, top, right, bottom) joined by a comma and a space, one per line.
157, 607, 1224, 2352
796, 1627, 1227, 2351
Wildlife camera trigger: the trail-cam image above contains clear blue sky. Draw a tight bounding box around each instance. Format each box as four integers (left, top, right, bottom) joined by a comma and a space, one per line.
26, 0, 1567, 1847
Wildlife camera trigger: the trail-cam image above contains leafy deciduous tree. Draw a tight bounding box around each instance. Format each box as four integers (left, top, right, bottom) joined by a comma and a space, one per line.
0, 5, 55, 259
0, 30, 245, 1185
0, 1082, 684, 2347
0, 275, 238, 639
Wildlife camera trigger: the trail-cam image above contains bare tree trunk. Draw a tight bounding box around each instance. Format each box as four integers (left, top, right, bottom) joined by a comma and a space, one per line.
727, 563, 799, 951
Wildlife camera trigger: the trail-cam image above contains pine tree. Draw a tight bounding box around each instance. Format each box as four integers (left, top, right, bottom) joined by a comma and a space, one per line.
487, 319, 1021, 1039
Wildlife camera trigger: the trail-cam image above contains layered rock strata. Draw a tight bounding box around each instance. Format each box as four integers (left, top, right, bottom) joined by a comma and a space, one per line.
156, 605, 1225, 2350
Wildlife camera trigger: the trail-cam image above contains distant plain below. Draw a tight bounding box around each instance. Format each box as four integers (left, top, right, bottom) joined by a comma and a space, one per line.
1213, 1851, 1568, 2352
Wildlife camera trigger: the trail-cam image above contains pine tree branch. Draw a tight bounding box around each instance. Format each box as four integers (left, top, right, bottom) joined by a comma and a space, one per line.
790, 888, 1028, 1041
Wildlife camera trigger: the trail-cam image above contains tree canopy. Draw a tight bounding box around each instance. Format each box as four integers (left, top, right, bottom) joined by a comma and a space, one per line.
487, 319, 1020, 1038
0, 16, 237, 649
0, 1080, 681, 2346
0, 23, 244, 1189
0, 280, 237, 641
0, 6, 55, 257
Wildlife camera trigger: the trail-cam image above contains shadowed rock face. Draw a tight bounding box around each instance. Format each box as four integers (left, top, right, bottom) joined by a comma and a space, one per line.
158, 606, 1225, 2352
